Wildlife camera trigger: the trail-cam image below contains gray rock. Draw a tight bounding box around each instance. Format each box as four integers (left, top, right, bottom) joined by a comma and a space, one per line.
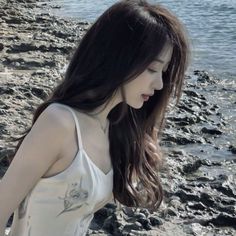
0, 43, 4, 51
201, 127, 223, 135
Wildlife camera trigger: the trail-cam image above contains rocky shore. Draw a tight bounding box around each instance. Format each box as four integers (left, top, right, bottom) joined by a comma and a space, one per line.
0, 0, 235, 235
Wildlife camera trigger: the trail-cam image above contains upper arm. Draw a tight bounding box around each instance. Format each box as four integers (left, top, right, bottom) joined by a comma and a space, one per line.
0, 104, 73, 225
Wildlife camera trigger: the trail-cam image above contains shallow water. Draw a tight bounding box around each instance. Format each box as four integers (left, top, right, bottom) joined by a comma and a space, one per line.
39, 0, 236, 77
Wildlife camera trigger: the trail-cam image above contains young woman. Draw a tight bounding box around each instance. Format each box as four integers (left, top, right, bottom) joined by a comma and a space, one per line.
0, 0, 190, 235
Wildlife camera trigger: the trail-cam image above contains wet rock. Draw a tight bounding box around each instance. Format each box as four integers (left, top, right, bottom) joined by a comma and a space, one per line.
168, 115, 201, 125
201, 127, 223, 135
163, 133, 202, 145
0, 86, 15, 95
184, 90, 201, 98
7, 42, 73, 54
199, 192, 215, 207
200, 159, 222, 167
31, 87, 49, 100
187, 202, 206, 211
51, 5, 61, 9
51, 29, 72, 39
139, 208, 150, 217
169, 198, 182, 209
3, 56, 56, 69
0, 43, 4, 51
164, 207, 178, 217
102, 215, 120, 232
175, 189, 199, 202
182, 159, 202, 174
121, 206, 136, 218
136, 218, 152, 230
210, 104, 219, 111
207, 212, 236, 229
177, 104, 195, 114
123, 222, 143, 231
134, 212, 146, 220
3, 16, 24, 24
200, 101, 208, 106
194, 70, 216, 84
148, 216, 162, 227
0, 147, 15, 174
13, 0, 36, 3
228, 145, 236, 154
6, 42, 39, 53
195, 176, 215, 182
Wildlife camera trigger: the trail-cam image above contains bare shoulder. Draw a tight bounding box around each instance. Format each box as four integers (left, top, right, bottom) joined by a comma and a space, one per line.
27, 103, 77, 159
40, 103, 79, 155
39, 103, 76, 131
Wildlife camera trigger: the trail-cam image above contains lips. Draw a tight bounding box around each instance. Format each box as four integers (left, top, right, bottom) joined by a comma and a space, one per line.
142, 94, 150, 101
141, 93, 154, 101
143, 93, 154, 96
142, 92, 154, 97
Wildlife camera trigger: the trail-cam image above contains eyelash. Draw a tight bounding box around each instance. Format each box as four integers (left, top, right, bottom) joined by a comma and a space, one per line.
147, 68, 157, 74
147, 68, 168, 74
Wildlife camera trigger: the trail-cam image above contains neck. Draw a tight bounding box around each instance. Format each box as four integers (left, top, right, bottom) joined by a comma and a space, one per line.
86, 90, 122, 129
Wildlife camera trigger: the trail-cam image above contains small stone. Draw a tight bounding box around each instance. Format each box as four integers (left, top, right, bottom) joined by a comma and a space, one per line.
184, 90, 200, 98
169, 199, 182, 208
134, 212, 146, 219
139, 208, 150, 217
148, 216, 162, 226
201, 127, 223, 135
123, 222, 143, 231
0, 43, 4, 51
166, 207, 178, 216
229, 145, 236, 154
137, 218, 152, 230
122, 206, 135, 217
182, 159, 202, 174
187, 202, 205, 211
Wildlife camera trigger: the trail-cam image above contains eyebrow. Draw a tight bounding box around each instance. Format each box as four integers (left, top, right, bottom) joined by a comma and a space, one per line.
153, 58, 171, 64
154, 58, 164, 63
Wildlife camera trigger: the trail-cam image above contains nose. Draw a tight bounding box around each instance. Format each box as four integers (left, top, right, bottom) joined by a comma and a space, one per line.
153, 73, 163, 91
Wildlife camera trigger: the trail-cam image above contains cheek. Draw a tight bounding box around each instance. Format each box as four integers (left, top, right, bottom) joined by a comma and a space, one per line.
124, 73, 149, 99
130, 81, 144, 98
133, 74, 149, 89
123, 84, 139, 106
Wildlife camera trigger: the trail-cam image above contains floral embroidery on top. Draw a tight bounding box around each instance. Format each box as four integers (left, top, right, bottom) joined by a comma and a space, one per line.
57, 177, 89, 217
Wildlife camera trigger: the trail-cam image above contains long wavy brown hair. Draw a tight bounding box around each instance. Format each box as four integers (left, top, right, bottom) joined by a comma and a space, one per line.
10, 0, 190, 211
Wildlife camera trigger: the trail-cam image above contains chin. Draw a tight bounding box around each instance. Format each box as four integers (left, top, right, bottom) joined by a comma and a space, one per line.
128, 102, 144, 109
126, 97, 144, 109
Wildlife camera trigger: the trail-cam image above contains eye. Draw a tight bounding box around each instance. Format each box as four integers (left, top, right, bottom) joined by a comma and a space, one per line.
147, 68, 157, 74
148, 68, 168, 75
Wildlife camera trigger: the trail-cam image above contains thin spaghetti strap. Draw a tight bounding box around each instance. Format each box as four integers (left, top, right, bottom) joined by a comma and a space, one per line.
53, 103, 83, 150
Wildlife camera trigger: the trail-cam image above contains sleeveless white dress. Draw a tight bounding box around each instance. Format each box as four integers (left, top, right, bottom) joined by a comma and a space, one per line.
8, 103, 114, 236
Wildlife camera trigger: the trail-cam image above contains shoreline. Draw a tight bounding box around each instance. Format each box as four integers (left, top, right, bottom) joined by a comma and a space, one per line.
0, 0, 235, 235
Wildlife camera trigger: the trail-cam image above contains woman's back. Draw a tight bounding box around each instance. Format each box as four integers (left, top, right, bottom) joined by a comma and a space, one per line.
0, 103, 69, 235
3, 103, 113, 236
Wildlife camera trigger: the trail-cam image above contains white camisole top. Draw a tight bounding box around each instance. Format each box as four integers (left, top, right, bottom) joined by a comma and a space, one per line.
8, 103, 114, 236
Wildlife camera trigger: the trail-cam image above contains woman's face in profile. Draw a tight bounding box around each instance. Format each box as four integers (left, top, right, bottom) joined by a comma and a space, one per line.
123, 44, 173, 109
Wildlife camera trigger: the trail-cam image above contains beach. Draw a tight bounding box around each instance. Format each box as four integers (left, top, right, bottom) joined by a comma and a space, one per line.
0, 0, 235, 235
